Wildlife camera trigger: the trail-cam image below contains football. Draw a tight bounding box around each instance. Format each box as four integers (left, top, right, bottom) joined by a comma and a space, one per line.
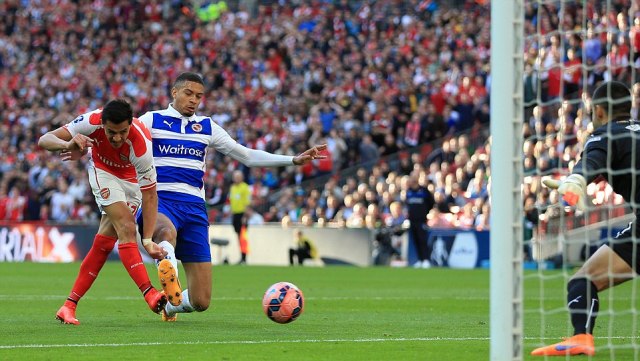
262, 282, 304, 324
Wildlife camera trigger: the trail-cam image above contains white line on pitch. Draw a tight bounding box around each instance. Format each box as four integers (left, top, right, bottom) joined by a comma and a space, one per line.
0, 337, 487, 349
3, 336, 640, 350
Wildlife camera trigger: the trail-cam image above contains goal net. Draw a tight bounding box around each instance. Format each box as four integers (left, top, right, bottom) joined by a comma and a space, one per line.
506, 0, 640, 359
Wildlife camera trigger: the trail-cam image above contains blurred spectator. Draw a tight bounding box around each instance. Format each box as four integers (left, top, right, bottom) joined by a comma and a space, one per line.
245, 207, 264, 226
359, 134, 380, 168
434, 191, 450, 213
475, 202, 491, 231
0, 184, 7, 220
50, 179, 74, 222
281, 215, 293, 229
465, 169, 488, 200
372, 217, 405, 266
6, 186, 26, 221
456, 203, 476, 230
427, 208, 454, 229
324, 195, 342, 222
632, 82, 640, 120
70, 198, 96, 223
345, 202, 366, 228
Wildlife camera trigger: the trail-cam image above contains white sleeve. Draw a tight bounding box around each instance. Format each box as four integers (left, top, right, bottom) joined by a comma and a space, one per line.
64, 109, 101, 136
227, 143, 295, 167
133, 150, 157, 190
138, 112, 153, 130
130, 123, 157, 190
209, 121, 294, 167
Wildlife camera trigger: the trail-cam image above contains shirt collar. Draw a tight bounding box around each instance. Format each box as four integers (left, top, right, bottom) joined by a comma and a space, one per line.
167, 104, 201, 122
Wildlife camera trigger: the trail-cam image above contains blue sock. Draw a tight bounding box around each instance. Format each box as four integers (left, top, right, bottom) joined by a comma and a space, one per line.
567, 278, 599, 334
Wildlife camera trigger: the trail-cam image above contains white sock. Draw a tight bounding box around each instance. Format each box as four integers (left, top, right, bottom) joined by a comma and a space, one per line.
155, 241, 179, 276
165, 289, 195, 316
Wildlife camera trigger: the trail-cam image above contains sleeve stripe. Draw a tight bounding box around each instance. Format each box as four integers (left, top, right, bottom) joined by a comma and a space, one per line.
140, 182, 156, 190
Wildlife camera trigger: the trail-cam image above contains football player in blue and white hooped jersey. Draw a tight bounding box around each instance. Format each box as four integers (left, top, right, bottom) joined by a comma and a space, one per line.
138, 72, 326, 320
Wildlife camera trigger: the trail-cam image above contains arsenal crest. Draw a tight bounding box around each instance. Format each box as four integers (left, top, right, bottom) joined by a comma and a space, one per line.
100, 188, 110, 199
192, 123, 202, 132
120, 154, 128, 161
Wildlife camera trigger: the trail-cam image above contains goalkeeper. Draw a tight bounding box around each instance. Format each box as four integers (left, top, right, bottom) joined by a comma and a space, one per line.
532, 81, 639, 356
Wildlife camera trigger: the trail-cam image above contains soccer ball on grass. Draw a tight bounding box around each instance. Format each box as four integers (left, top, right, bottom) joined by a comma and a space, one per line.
262, 282, 304, 324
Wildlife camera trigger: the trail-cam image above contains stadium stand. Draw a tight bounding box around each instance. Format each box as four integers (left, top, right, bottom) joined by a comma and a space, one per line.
0, 0, 629, 239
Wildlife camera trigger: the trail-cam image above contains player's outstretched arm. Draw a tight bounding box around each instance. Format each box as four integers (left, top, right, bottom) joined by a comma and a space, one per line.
211, 120, 326, 167
224, 143, 311, 167
140, 187, 166, 259
293, 144, 328, 165
38, 128, 93, 152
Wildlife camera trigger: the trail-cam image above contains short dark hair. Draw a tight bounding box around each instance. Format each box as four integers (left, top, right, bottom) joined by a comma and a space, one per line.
173, 72, 205, 89
102, 99, 133, 125
592, 81, 632, 118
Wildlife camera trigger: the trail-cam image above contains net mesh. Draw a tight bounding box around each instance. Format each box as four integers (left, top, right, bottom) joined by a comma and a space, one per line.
524, 0, 640, 357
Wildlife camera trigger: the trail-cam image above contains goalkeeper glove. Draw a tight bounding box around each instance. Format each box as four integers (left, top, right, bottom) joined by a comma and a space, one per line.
542, 174, 587, 211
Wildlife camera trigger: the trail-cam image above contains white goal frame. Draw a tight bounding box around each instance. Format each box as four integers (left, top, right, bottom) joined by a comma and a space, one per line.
490, 1, 524, 360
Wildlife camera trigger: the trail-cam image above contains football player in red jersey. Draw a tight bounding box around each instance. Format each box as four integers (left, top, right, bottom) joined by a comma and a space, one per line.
38, 99, 168, 325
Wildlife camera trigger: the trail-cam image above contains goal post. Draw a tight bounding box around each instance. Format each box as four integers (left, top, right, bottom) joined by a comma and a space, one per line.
490, 0, 524, 360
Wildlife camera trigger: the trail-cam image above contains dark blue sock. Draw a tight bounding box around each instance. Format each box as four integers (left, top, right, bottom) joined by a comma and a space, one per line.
567, 278, 599, 335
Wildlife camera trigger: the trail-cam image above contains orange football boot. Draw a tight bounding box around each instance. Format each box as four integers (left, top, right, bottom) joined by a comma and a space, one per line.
159, 291, 177, 322
161, 308, 177, 322
158, 259, 182, 306
531, 333, 595, 356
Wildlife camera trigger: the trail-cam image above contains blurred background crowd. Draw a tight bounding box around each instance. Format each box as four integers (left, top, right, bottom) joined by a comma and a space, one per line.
0, 0, 636, 241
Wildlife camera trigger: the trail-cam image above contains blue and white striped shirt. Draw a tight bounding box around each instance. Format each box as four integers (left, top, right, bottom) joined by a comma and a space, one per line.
139, 105, 237, 203
140, 104, 294, 203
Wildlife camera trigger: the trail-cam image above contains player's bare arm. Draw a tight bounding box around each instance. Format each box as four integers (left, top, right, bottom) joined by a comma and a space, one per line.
38, 127, 94, 152
140, 186, 166, 260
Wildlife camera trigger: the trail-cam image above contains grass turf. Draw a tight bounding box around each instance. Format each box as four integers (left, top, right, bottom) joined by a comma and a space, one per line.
0, 262, 638, 360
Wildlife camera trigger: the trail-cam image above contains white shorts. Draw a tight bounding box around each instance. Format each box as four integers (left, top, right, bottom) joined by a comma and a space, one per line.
88, 166, 141, 214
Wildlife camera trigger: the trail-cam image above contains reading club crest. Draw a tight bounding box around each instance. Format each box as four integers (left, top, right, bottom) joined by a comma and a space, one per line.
192, 123, 202, 132
100, 188, 110, 199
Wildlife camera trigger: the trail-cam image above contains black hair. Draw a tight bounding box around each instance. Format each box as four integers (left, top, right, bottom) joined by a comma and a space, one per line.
101, 99, 133, 125
173, 72, 205, 89
592, 81, 632, 118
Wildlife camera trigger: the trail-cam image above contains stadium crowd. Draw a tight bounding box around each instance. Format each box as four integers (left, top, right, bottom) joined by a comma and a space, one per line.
522, 0, 635, 239
0, 0, 635, 239
0, 0, 494, 230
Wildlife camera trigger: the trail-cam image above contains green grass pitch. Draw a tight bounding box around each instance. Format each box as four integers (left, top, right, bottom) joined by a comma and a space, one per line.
0, 262, 638, 360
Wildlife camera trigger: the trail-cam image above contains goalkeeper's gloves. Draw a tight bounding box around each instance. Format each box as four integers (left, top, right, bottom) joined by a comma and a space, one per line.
542, 174, 587, 211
